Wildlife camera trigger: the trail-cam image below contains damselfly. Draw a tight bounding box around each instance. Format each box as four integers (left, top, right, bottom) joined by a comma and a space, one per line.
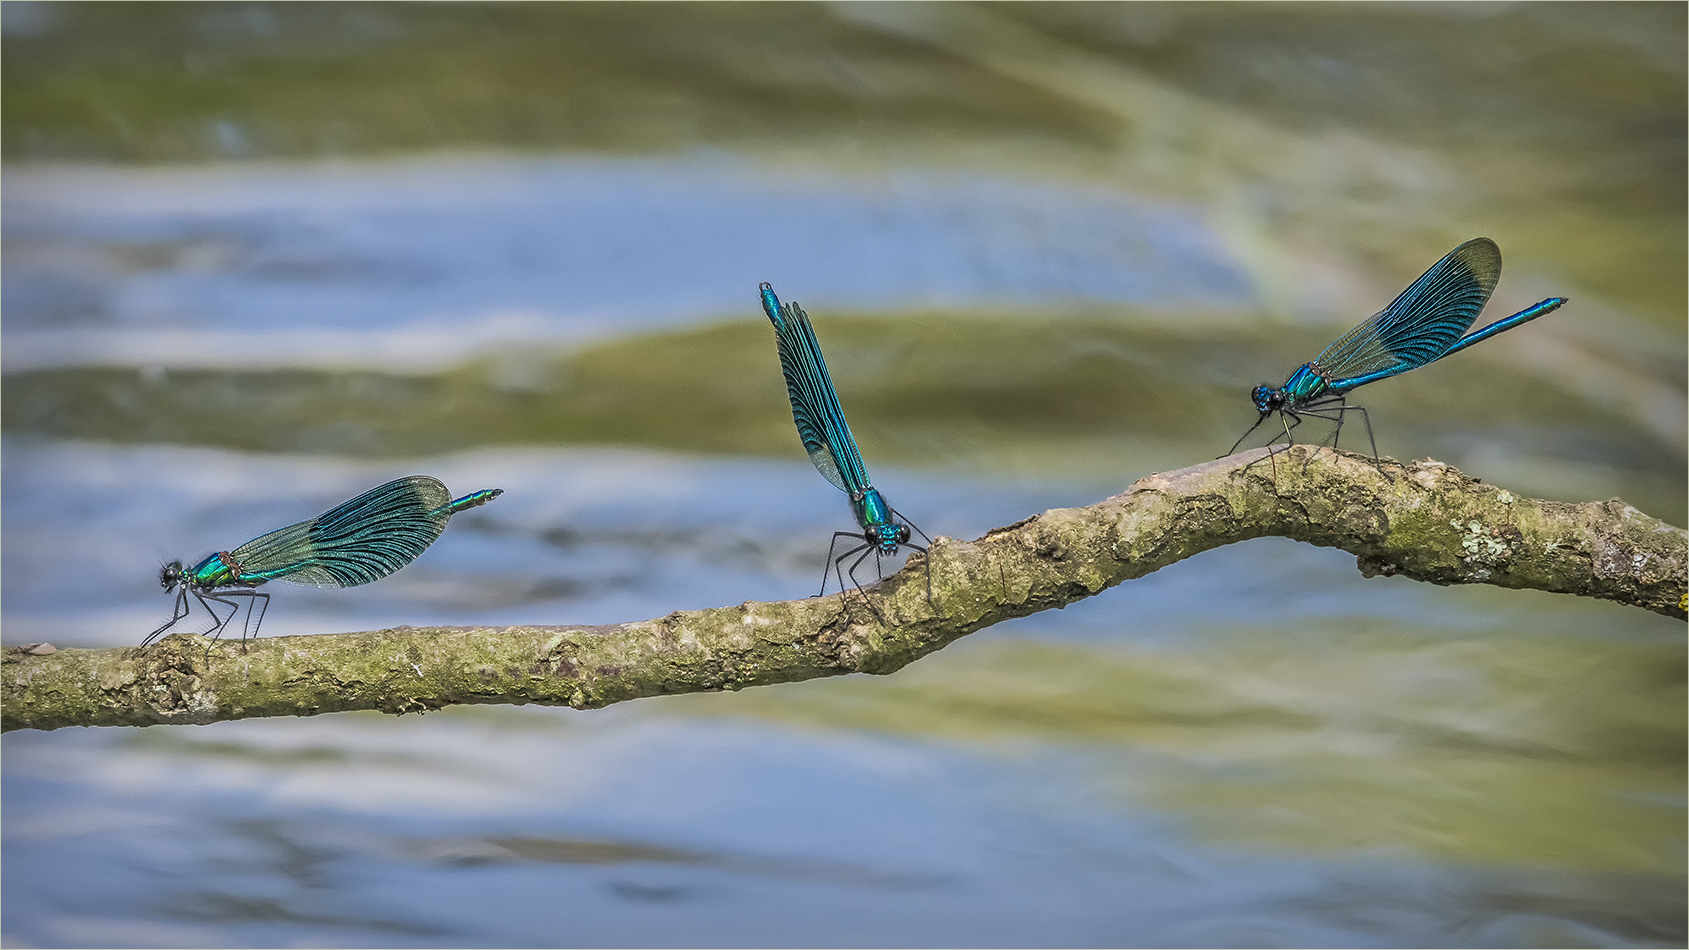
1231, 237, 1566, 461
760, 282, 931, 611
144, 476, 502, 647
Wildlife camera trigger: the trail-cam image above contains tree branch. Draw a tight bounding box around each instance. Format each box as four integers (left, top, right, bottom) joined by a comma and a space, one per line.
6, 447, 1683, 732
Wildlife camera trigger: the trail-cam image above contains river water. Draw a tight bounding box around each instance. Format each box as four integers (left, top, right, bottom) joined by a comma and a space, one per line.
3, 4, 1683, 948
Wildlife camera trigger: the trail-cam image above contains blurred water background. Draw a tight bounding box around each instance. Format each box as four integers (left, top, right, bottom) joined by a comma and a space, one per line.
2, 3, 1684, 947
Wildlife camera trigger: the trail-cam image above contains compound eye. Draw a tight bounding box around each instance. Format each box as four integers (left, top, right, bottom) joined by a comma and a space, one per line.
896, 525, 911, 544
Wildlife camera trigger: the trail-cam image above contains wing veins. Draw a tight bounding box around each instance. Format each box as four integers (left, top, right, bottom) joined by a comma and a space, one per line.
230, 476, 453, 589
1317, 238, 1501, 387
773, 299, 872, 494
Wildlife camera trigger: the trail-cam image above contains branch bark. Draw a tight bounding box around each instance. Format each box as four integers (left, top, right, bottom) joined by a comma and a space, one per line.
6, 447, 1684, 732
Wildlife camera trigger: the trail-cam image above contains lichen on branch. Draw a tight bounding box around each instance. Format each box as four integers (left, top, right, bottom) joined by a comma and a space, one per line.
5, 447, 1683, 733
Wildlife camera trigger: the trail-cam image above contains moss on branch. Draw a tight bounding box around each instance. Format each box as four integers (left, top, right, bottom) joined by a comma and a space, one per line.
5, 448, 1683, 732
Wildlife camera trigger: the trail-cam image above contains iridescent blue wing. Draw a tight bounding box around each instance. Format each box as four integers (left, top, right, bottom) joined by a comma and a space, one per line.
1316, 238, 1501, 391
229, 476, 455, 588
760, 283, 872, 495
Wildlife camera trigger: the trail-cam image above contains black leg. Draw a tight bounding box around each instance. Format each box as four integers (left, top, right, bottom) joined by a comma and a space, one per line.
194, 590, 246, 641
1293, 397, 1382, 457
1239, 410, 1307, 483
1325, 403, 1388, 478
1301, 395, 1350, 450
197, 589, 273, 661
145, 587, 270, 652
142, 588, 192, 647
233, 590, 272, 650
1277, 409, 1299, 447
1280, 397, 1394, 482
843, 543, 887, 625
888, 507, 936, 608
1261, 409, 1305, 450
1340, 404, 1379, 461
892, 509, 934, 549
818, 531, 866, 598
833, 540, 865, 602
1293, 396, 1378, 457
1289, 396, 1348, 473
845, 544, 879, 592
192, 590, 233, 664
1226, 415, 1268, 457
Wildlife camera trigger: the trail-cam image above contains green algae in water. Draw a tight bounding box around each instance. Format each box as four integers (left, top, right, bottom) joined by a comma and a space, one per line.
5, 2, 1682, 327
656, 612, 1685, 874
5, 310, 1681, 523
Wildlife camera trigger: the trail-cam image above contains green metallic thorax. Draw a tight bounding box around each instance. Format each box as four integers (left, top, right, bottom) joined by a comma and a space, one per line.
852, 488, 907, 553
1280, 363, 1330, 404
186, 552, 266, 590
853, 487, 893, 530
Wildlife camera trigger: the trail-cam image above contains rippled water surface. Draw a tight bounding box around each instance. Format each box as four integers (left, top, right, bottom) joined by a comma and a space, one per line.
4, 4, 1683, 947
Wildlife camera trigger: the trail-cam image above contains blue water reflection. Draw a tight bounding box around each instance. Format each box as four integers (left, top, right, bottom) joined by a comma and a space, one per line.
4, 157, 1250, 371
8, 692, 1677, 948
